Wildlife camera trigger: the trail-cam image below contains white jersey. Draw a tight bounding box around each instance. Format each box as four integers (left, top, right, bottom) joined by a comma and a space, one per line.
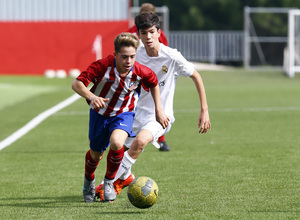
135, 43, 194, 125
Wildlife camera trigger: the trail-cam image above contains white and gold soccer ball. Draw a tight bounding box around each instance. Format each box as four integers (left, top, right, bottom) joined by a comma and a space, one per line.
127, 176, 159, 209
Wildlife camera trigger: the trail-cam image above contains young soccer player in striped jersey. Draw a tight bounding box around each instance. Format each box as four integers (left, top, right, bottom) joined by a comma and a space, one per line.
95, 12, 211, 199
72, 33, 169, 203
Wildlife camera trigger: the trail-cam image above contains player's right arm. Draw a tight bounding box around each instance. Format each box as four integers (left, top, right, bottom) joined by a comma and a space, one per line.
71, 79, 109, 109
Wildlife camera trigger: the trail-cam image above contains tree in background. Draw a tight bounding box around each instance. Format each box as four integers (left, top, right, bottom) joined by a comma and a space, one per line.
139, 0, 300, 30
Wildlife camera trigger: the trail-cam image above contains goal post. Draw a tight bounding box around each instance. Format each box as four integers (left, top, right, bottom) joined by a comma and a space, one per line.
286, 9, 300, 78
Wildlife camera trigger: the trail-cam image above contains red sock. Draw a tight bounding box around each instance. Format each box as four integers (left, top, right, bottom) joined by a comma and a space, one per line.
105, 147, 124, 180
158, 135, 165, 143
85, 150, 100, 181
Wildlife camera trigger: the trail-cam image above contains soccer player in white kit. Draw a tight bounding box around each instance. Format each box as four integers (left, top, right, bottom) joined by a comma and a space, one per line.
95, 12, 211, 199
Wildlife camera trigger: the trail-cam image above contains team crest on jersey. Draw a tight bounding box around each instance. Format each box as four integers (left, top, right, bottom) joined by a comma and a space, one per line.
161, 65, 168, 74
128, 81, 138, 91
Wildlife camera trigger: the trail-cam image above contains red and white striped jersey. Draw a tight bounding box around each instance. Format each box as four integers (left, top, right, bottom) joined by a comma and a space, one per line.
77, 55, 158, 117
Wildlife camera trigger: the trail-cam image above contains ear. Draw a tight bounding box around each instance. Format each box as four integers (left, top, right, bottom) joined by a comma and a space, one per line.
157, 29, 161, 37
113, 51, 117, 57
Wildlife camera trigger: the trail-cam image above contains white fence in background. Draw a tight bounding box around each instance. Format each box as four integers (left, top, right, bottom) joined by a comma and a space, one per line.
0, 0, 129, 21
169, 31, 244, 63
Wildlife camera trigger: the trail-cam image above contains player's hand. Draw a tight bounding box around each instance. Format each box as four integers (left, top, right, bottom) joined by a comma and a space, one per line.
198, 109, 211, 134
156, 111, 170, 129
91, 96, 109, 110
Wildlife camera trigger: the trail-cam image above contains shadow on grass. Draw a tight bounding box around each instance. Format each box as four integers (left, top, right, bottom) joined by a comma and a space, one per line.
0, 195, 143, 214
0, 195, 83, 208
0, 150, 86, 154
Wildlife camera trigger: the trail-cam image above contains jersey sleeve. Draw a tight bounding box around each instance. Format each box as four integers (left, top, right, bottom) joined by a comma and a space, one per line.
135, 63, 158, 92
172, 49, 195, 77
76, 55, 112, 86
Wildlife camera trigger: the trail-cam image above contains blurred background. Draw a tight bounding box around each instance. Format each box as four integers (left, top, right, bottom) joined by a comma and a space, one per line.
1, 2, 299, 218
1, 0, 300, 77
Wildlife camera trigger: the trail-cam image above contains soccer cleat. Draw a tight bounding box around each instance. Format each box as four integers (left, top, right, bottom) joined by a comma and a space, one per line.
95, 184, 105, 202
95, 182, 118, 202
95, 174, 135, 200
95, 181, 116, 202
158, 141, 171, 151
83, 176, 95, 202
103, 181, 116, 202
114, 174, 135, 195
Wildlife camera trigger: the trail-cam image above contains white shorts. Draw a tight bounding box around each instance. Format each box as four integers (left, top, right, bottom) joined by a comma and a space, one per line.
125, 119, 172, 149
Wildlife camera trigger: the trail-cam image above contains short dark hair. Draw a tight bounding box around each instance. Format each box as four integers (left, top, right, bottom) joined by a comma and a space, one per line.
135, 12, 161, 32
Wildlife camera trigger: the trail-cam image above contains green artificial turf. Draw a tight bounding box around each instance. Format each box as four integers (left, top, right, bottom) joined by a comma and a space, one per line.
0, 70, 299, 219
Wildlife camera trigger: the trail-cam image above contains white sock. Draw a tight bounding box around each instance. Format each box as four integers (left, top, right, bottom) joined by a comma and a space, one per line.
113, 151, 136, 182
120, 167, 132, 180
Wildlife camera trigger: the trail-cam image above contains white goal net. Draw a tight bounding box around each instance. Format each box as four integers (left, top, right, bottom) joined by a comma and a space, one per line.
285, 9, 300, 77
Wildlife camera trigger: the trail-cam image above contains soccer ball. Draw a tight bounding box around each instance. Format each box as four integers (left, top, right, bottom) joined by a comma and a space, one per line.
127, 176, 159, 209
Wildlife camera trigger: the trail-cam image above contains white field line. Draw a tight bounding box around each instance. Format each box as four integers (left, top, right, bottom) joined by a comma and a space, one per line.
0, 93, 80, 151
53, 106, 300, 116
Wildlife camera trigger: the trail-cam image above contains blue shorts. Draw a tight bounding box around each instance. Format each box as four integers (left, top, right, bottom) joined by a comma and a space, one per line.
88, 109, 136, 153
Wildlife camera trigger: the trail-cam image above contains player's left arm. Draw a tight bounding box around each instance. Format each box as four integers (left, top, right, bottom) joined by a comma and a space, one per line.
190, 70, 211, 134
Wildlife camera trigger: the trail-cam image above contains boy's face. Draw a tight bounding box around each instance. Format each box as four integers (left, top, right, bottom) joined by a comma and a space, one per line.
114, 46, 136, 74
138, 26, 161, 49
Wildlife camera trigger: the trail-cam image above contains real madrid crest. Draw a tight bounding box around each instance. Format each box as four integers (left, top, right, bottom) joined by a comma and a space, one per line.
161, 65, 168, 74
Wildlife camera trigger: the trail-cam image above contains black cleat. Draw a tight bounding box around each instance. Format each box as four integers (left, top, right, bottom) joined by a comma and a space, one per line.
158, 141, 171, 151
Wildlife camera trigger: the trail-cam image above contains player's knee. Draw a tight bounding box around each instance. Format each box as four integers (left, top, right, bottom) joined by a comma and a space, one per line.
110, 138, 124, 151
90, 149, 104, 162
134, 136, 148, 150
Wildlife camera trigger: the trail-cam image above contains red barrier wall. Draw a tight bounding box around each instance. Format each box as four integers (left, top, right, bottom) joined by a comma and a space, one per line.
0, 21, 129, 75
